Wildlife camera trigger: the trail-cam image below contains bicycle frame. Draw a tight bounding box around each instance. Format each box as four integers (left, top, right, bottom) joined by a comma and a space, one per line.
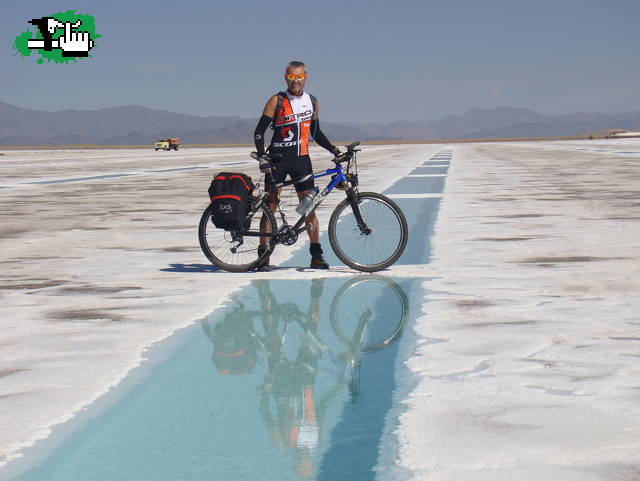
291, 162, 348, 232
246, 162, 351, 239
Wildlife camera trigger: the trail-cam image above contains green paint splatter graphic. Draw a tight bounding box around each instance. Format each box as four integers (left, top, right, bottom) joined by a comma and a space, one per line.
13, 10, 101, 64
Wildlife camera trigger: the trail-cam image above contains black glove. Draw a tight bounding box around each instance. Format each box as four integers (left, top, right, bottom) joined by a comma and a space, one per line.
331, 146, 342, 158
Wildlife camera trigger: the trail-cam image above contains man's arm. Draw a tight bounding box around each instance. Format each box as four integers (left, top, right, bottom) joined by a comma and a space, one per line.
254, 95, 278, 156
310, 100, 339, 155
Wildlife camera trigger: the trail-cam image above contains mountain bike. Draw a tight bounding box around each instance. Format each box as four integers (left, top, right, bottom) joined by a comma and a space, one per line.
198, 142, 408, 272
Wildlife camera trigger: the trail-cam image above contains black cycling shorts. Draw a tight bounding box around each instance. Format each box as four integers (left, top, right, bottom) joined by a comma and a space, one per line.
267, 154, 315, 192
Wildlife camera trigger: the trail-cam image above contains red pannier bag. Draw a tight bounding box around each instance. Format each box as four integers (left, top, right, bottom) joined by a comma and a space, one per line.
208, 172, 254, 230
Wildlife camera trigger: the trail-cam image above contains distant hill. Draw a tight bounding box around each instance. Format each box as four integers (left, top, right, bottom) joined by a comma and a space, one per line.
356, 108, 640, 140
1, 101, 640, 146
0, 102, 241, 146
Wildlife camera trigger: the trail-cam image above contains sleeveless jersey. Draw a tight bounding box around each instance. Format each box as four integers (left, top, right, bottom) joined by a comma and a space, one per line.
270, 91, 315, 157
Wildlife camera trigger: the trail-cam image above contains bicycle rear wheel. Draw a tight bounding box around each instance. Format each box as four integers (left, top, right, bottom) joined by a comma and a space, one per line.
328, 192, 408, 272
198, 202, 276, 272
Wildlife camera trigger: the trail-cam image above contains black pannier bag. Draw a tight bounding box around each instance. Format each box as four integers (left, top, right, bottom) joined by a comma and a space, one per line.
208, 172, 254, 230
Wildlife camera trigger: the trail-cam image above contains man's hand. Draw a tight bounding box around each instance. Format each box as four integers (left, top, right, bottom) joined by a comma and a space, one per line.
57, 20, 94, 56
259, 156, 274, 174
331, 146, 342, 158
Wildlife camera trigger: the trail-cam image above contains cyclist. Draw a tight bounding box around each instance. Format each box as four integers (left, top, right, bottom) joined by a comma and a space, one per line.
253, 60, 341, 271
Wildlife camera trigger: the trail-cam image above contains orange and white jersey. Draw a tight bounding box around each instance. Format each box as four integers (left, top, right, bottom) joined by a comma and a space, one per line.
270, 91, 315, 156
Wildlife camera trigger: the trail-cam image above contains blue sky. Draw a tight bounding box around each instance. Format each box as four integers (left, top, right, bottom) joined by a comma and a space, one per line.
2, 0, 639, 123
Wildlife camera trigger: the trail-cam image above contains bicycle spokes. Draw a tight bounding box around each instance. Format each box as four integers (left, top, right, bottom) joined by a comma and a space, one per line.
329, 193, 408, 271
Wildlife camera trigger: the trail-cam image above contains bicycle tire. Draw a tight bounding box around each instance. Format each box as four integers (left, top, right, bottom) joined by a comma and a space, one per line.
330, 275, 409, 351
328, 192, 408, 272
198, 201, 277, 272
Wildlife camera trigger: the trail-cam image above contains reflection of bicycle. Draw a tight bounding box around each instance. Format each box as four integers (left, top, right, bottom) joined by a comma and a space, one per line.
200, 275, 409, 480
202, 276, 409, 374
199, 142, 408, 272
330, 275, 409, 352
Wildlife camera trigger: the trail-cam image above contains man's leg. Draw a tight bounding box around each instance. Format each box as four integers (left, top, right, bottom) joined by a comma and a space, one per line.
296, 189, 320, 243
296, 189, 329, 269
257, 189, 280, 271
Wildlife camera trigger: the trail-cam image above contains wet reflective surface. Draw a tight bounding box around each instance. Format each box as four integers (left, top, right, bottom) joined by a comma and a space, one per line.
12, 276, 422, 481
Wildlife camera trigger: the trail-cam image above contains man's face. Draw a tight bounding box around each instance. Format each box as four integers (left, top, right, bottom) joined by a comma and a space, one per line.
285, 66, 306, 96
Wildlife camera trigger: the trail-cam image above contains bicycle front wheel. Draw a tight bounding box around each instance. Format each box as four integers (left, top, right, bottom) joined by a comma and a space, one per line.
329, 192, 408, 272
330, 275, 409, 351
198, 202, 276, 272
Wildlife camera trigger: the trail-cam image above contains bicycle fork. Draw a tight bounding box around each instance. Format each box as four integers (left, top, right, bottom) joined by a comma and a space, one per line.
346, 189, 371, 235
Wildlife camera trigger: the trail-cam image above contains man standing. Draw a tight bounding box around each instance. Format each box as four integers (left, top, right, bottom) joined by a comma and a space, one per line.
253, 61, 340, 271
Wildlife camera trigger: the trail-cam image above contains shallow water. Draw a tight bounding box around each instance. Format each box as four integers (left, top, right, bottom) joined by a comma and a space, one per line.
11, 276, 422, 481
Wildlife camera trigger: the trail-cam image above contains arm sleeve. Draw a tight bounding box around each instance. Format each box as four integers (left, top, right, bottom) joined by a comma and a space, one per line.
254, 114, 272, 156
310, 119, 336, 153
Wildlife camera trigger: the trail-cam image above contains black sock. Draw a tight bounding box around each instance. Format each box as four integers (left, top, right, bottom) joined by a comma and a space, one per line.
310, 243, 323, 255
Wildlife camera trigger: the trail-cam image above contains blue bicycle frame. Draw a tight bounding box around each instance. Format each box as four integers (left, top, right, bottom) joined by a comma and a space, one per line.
289, 162, 348, 232
257, 161, 349, 237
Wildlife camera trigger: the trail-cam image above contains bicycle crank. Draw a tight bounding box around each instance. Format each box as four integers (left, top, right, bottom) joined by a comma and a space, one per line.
277, 225, 298, 245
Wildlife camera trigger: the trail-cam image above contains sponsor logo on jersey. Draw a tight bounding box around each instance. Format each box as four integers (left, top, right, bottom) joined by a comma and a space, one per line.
282, 127, 294, 142
272, 141, 298, 147
277, 109, 313, 124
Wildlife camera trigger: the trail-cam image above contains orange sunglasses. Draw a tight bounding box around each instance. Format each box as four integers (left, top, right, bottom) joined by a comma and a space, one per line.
285, 73, 307, 80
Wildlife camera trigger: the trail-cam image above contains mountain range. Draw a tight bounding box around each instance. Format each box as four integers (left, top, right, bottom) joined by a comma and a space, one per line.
1, 101, 639, 146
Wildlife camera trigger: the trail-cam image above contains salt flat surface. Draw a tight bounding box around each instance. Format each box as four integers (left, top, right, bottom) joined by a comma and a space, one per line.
2, 140, 639, 480
0, 144, 436, 471
396, 139, 640, 481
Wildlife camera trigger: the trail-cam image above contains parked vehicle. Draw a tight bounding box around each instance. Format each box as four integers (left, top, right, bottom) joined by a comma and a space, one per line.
154, 138, 181, 151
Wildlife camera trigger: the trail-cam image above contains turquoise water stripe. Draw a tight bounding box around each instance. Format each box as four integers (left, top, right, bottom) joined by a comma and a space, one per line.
410, 166, 448, 175
384, 176, 445, 194
414, 166, 449, 175
393, 198, 439, 265
316, 279, 421, 481
11, 277, 416, 481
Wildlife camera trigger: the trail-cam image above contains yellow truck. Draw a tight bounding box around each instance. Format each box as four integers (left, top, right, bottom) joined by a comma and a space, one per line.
154, 138, 181, 151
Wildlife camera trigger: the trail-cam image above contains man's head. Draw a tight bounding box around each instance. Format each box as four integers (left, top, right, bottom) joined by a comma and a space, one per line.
285, 61, 307, 96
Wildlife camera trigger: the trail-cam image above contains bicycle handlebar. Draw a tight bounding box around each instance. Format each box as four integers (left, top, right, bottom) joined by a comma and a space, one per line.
333, 142, 361, 163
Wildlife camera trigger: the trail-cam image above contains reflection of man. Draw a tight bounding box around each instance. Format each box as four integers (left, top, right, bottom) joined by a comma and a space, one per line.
201, 279, 327, 480
258, 279, 324, 481
253, 61, 340, 271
